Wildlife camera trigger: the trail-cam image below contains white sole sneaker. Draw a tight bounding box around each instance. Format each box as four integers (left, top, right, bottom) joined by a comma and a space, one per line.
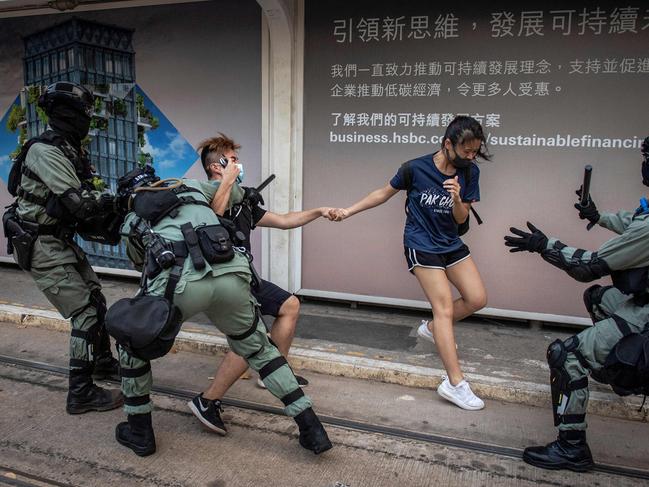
416, 321, 435, 343
417, 321, 457, 349
437, 378, 485, 411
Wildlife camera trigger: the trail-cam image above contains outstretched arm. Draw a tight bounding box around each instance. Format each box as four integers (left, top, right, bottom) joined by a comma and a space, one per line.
330, 184, 399, 221
257, 207, 333, 229
504, 222, 610, 282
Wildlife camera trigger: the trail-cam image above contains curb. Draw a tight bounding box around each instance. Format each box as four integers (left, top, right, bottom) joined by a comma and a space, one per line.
1, 304, 646, 423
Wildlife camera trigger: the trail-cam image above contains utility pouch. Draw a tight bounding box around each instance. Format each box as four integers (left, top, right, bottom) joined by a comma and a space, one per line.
611, 267, 649, 295
196, 224, 234, 264
105, 295, 182, 360
217, 216, 246, 246
11, 231, 36, 271
598, 328, 649, 396
2, 205, 35, 270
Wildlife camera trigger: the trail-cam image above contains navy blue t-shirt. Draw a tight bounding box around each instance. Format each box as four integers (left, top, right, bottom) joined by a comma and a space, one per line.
390, 152, 480, 253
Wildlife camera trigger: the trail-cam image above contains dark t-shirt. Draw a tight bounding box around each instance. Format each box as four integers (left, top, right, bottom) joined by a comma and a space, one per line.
224, 202, 267, 251
390, 152, 480, 253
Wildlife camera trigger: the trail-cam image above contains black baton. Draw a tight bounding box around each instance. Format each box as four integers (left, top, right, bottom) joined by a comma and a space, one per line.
256, 174, 276, 192
580, 165, 592, 207
580, 165, 596, 230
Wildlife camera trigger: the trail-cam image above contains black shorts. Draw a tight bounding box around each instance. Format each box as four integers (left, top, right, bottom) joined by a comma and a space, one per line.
252, 278, 293, 319
404, 245, 470, 272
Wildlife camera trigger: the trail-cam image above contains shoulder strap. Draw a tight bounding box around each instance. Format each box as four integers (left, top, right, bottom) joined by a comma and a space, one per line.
462, 164, 483, 225
401, 160, 413, 193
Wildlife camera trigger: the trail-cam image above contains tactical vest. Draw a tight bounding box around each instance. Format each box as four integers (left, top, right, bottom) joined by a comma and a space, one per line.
8, 130, 92, 204
105, 182, 240, 360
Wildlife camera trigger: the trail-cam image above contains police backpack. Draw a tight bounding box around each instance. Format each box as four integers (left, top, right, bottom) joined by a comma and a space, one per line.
596, 325, 649, 397
106, 295, 182, 360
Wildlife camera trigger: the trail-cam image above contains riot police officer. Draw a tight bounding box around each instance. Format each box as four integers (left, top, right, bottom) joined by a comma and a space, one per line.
504, 138, 649, 471
2, 81, 122, 414
108, 167, 332, 457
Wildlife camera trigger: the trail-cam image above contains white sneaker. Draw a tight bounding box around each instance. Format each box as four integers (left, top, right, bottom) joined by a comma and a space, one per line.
417, 320, 457, 348
417, 320, 435, 343
437, 376, 485, 410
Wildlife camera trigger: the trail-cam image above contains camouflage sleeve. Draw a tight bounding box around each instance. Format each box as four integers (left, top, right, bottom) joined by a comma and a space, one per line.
122, 213, 145, 271
540, 237, 610, 282
597, 216, 649, 271
28, 144, 82, 195
597, 210, 634, 235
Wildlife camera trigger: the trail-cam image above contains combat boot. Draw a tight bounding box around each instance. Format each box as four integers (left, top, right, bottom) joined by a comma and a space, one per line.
66, 372, 123, 414
116, 413, 157, 457
294, 407, 332, 454
92, 352, 120, 380
523, 430, 594, 472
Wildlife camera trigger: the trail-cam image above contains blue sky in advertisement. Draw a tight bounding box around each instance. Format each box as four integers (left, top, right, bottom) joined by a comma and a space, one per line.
137, 86, 198, 180
0, 96, 20, 185
0, 87, 198, 186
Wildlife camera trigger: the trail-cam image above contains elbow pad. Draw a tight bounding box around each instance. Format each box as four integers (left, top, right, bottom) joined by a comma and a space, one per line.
541, 242, 611, 282
59, 187, 103, 220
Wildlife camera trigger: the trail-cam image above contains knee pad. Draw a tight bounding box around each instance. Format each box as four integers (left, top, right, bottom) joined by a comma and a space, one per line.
547, 339, 571, 392
547, 338, 588, 426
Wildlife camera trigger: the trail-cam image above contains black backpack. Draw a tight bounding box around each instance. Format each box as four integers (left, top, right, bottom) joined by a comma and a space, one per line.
593, 325, 649, 398
400, 159, 482, 236
7, 131, 65, 197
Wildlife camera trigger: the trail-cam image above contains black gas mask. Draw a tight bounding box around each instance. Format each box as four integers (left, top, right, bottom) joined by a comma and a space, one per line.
48, 105, 92, 145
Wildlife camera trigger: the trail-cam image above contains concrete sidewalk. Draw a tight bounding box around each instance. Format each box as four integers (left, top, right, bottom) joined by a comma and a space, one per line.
0, 263, 646, 423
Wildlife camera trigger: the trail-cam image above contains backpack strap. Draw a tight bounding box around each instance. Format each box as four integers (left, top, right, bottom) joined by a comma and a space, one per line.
463, 164, 483, 226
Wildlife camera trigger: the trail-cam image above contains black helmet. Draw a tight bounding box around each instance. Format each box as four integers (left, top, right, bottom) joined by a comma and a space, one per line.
37, 81, 94, 117
117, 165, 160, 195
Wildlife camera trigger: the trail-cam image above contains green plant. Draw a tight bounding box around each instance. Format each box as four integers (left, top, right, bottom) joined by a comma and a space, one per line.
90, 175, 106, 191
27, 85, 41, 104
93, 97, 104, 114
90, 117, 108, 132
6, 103, 28, 160
138, 151, 152, 167
35, 106, 49, 126
137, 126, 145, 147
112, 98, 127, 117
6, 104, 26, 132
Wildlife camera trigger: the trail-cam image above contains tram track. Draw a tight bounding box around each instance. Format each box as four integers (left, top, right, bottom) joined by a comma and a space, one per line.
0, 464, 78, 487
1, 353, 648, 482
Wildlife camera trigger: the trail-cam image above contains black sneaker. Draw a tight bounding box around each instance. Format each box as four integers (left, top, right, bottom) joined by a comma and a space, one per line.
188, 394, 227, 436
257, 375, 309, 389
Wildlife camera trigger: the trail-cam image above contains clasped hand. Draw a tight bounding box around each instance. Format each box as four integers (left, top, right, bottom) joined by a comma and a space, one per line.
574, 187, 599, 228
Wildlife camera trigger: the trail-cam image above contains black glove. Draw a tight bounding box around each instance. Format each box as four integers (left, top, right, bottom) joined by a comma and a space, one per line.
243, 186, 264, 207
504, 222, 548, 253
116, 193, 131, 214
574, 187, 599, 228
99, 193, 117, 212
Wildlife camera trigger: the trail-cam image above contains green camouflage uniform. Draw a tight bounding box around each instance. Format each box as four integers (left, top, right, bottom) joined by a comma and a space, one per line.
546, 210, 649, 432
119, 179, 312, 417
16, 142, 110, 376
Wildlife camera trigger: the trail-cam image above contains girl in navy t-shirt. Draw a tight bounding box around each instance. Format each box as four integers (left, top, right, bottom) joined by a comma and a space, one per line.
330, 116, 491, 411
